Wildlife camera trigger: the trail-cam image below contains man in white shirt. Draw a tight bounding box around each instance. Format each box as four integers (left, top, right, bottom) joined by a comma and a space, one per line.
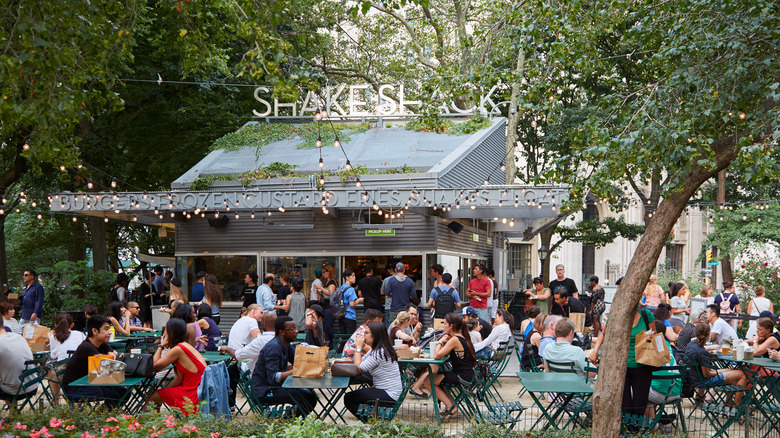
221, 311, 276, 375
0, 325, 36, 405
227, 304, 262, 350
705, 304, 738, 344
542, 318, 588, 378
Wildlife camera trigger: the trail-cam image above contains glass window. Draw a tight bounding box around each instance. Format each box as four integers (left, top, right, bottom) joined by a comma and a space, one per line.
509, 243, 532, 289
178, 255, 258, 302
264, 256, 339, 297
665, 244, 684, 272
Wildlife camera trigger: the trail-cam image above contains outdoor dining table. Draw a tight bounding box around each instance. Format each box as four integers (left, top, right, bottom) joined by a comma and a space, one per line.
714, 353, 780, 435
66, 375, 155, 414
200, 351, 234, 364
282, 374, 351, 423
517, 371, 594, 431
397, 356, 449, 424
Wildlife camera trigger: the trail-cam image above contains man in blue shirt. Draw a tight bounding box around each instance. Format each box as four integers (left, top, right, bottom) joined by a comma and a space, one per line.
427, 273, 461, 319
151, 266, 166, 304
252, 316, 317, 416
542, 318, 587, 377
386, 262, 417, 323
191, 271, 206, 302
21, 269, 44, 325
256, 274, 276, 313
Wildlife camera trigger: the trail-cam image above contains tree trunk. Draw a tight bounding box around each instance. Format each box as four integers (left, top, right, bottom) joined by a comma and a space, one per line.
505, 49, 524, 185
539, 226, 555, 285
716, 169, 733, 282
592, 135, 739, 437
90, 217, 108, 271
67, 219, 87, 262
0, 215, 7, 299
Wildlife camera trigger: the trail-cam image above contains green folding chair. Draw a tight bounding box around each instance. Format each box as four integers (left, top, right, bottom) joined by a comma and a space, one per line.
645, 365, 687, 434
5, 360, 47, 411
236, 369, 293, 418
354, 368, 416, 422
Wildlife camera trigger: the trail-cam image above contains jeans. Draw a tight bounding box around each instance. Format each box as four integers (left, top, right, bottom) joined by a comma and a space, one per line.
255, 387, 318, 417
344, 387, 395, 419
474, 308, 490, 322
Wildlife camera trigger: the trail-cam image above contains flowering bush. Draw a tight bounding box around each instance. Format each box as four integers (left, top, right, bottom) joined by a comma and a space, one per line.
733, 251, 780, 307
654, 264, 706, 297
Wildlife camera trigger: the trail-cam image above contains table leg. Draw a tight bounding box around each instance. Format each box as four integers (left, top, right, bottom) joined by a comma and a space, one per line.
527, 391, 559, 430
317, 387, 349, 423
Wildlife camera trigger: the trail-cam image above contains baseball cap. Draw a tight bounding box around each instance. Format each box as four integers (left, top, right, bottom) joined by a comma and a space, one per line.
758, 310, 777, 320
309, 304, 324, 318
395, 262, 405, 272
463, 306, 477, 316
171, 277, 182, 287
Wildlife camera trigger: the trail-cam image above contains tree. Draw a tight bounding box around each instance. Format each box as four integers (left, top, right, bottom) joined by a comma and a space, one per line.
516, 0, 779, 434
0, 0, 142, 290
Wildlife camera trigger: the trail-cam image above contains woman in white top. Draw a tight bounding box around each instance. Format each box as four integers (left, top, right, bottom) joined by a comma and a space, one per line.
344, 321, 403, 421
48, 313, 86, 403
699, 284, 715, 305
668, 282, 690, 324
0, 301, 20, 334
746, 285, 774, 339
310, 266, 323, 305
473, 308, 513, 358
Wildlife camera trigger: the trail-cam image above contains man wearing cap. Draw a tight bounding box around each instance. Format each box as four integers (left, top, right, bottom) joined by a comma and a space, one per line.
464, 306, 492, 340
465, 264, 491, 322
385, 262, 417, 323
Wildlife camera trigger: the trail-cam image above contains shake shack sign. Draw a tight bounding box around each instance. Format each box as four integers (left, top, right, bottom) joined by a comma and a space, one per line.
253, 83, 507, 118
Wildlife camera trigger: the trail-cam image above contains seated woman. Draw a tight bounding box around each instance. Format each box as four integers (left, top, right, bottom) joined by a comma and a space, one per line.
473, 308, 513, 358
304, 304, 325, 347
521, 312, 547, 370
146, 318, 206, 414
653, 303, 679, 344
344, 321, 403, 420
684, 322, 748, 404
195, 303, 222, 351
750, 317, 780, 357
172, 303, 202, 350
107, 301, 131, 337
521, 305, 541, 343
413, 312, 476, 420
1, 301, 20, 334
389, 311, 415, 347
47, 313, 86, 403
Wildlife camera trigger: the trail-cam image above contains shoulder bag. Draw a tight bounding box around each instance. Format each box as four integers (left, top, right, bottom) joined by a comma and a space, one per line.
634, 310, 670, 368
116, 352, 155, 378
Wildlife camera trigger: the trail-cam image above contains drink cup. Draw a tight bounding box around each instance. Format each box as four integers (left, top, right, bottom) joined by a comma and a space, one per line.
428, 341, 438, 356
394, 339, 402, 348
722, 345, 729, 355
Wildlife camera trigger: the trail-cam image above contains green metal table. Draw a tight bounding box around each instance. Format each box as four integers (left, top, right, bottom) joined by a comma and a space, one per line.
398, 357, 449, 424
66, 375, 154, 414
282, 374, 350, 422
715, 354, 780, 437
517, 371, 594, 430
201, 351, 234, 364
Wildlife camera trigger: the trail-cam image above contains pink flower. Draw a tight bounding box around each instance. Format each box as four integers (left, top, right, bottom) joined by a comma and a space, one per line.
211, 433, 221, 438
15, 422, 28, 430
49, 418, 63, 429
66, 425, 76, 431
80, 433, 95, 438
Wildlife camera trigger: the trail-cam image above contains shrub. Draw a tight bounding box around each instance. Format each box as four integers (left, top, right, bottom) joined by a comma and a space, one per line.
37, 261, 114, 325
733, 250, 780, 307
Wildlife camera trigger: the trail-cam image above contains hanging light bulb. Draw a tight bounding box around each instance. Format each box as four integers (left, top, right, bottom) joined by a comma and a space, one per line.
235, 212, 240, 219
315, 110, 322, 121
111, 178, 117, 188
170, 212, 175, 218
215, 211, 220, 218
334, 138, 340, 148
278, 206, 285, 212
373, 202, 379, 210
316, 136, 322, 148
72, 215, 77, 222
355, 180, 361, 188
154, 208, 159, 215
132, 215, 137, 222
345, 160, 351, 171
251, 211, 255, 219
104, 216, 109, 223
23, 143, 30, 150
36, 214, 42, 220
319, 158, 324, 168
319, 175, 325, 185
509, 220, 515, 227
60, 165, 66, 171
500, 162, 506, 171
87, 179, 94, 189
321, 109, 328, 118
142, 191, 148, 199
739, 112, 745, 119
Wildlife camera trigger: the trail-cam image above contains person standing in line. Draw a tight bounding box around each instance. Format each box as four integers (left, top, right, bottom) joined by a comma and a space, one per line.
108, 273, 129, 305
465, 264, 491, 322
385, 263, 416, 324
714, 281, 741, 330
745, 285, 773, 339
548, 264, 579, 300
281, 277, 307, 331
200, 274, 224, 325
256, 274, 277, 314
339, 270, 363, 335
487, 268, 499, 322
430, 264, 444, 288
589, 276, 606, 337
380, 263, 396, 327
310, 266, 323, 307
357, 264, 383, 312
20, 269, 44, 325
427, 273, 462, 319
241, 273, 259, 309
151, 266, 167, 305
451, 269, 461, 293
191, 271, 207, 302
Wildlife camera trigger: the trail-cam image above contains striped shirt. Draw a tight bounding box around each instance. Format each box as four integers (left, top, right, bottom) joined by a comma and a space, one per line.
359, 348, 402, 400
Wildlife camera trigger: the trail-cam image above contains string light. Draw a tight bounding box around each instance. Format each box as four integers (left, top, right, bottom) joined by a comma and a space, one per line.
111, 178, 117, 188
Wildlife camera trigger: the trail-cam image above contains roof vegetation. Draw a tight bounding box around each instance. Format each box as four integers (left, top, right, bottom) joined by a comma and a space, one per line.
209, 122, 369, 153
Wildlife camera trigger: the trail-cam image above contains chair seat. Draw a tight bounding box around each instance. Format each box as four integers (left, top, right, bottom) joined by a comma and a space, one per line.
700, 403, 741, 418
621, 412, 655, 429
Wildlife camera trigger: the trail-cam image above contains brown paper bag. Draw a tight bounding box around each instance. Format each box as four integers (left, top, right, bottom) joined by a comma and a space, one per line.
292, 346, 328, 378
88, 355, 115, 374
22, 324, 49, 344
7, 292, 18, 300
569, 313, 585, 334
634, 332, 671, 367
433, 318, 446, 330
89, 371, 125, 384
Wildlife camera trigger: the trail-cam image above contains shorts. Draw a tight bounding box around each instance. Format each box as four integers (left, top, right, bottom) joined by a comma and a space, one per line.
439, 370, 474, 386
702, 373, 725, 387
648, 387, 681, 404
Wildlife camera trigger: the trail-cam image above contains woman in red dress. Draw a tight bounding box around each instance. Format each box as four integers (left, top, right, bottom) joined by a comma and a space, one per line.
146, 318, 206, 414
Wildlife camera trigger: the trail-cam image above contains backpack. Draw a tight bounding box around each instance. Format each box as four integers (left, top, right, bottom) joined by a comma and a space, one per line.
718, 293, 733, 313
331, 284, 348, 319
108, 286, 121, 304
433, 286, 456, 318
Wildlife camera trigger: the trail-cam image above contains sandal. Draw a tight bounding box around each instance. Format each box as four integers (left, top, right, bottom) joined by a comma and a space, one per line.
410, 389, 429, 399
439, 406, 458, 421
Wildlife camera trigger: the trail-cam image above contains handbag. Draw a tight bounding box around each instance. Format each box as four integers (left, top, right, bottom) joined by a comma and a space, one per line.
116, 352, 154, 378
331, 362, 360, 377
634, 310, 671, 368
292, 345, 328, 378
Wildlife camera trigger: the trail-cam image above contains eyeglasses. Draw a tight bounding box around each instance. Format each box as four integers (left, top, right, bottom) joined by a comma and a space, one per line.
306, 312, 314, 317
23, 274, 32, 277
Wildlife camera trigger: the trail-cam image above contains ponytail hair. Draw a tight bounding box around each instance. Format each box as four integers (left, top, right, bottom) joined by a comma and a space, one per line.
695, 322, 710, 347
54, 313, 73, 343
445, 312, 476, 362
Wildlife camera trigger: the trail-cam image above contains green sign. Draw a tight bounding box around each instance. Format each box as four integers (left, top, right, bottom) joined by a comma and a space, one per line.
365, 229, 395, 237
472, 233, 479, 242
486, 237, 492, 244
708, 261, 719, 267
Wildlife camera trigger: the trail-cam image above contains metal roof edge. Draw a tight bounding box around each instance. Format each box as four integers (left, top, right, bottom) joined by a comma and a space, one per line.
427, 117, 505, 175
171, 149, 228, 188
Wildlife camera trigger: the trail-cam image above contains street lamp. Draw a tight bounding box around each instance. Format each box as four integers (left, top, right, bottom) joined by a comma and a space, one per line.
538, 244, 549, 279
605, 259, 611, 285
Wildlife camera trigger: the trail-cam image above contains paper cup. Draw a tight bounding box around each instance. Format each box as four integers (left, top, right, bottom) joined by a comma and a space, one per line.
394, 339, 403, 347
130, 348, 142, 354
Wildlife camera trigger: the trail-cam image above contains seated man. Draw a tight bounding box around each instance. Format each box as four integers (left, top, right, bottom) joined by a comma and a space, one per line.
539, 314, 562, 357
550, 288, 592, 329
542, 318, 587, 378
227, 304, 263, 350
0, 325, 37, 406
342, 308, 384, 360
252, 316, 318, 416
704, 304, 738, 344
61, 315, 121, 406
221, 311, 277, 376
